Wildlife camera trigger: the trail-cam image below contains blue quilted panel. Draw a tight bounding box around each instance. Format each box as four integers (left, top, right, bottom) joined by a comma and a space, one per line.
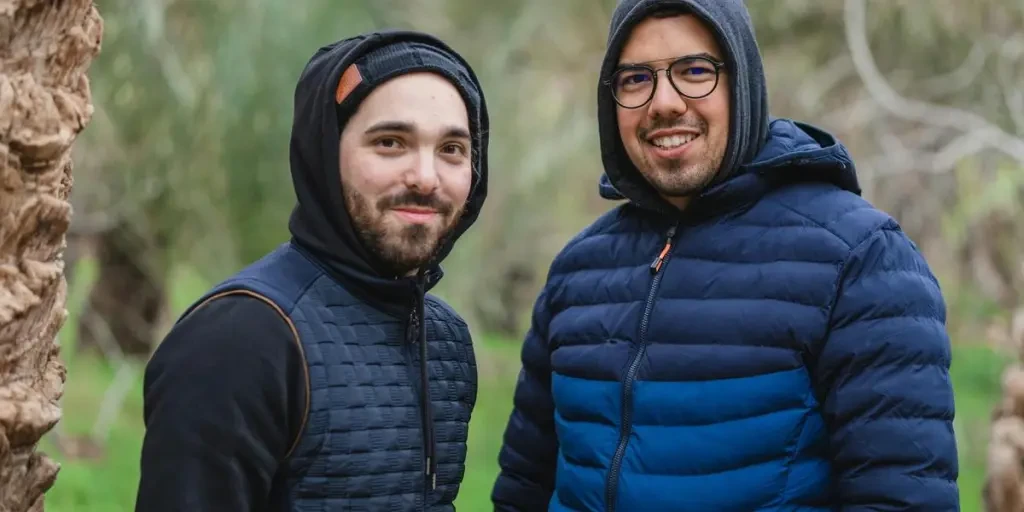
204, 243, 476, 511
494, 119, 958, 511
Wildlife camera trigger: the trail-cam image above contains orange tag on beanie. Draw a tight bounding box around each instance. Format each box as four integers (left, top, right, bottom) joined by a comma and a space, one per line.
335, 64, 363, 104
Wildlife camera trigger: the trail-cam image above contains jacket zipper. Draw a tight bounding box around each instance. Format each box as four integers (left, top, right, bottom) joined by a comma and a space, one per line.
604, 224, 677, 512
407, 278, 436, 511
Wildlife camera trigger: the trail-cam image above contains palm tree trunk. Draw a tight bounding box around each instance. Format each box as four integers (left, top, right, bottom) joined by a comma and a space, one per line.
986, 307, 1024, 512
0, 2, 102, 511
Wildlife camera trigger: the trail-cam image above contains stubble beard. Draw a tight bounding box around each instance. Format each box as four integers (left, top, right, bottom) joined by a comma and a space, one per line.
643, 153, 719, 198
636, 114, 722, 199
345, 187, 464, 277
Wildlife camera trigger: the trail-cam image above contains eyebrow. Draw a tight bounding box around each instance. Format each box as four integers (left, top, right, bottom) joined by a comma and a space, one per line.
365, 120, 471, 140
618, 52, 722, 68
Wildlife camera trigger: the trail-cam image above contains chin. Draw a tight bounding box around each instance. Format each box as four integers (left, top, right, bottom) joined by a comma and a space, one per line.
644, 169, 711, 197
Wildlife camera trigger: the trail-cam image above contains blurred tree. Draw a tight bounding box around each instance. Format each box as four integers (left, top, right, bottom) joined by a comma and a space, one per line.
985, 297, 1024, 511
64, 0, 1024, 345
0, 1, 102, 510
70, 0, 378, 357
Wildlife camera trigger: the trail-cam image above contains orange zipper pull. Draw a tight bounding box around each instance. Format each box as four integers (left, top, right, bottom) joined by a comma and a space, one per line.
649, 225, 677, 274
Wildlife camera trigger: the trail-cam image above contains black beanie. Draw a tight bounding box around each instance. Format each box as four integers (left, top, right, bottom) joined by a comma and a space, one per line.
334, 41, 484, 160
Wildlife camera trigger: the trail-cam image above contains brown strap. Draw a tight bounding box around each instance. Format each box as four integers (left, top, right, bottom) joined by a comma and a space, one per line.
187, 289, 311, 459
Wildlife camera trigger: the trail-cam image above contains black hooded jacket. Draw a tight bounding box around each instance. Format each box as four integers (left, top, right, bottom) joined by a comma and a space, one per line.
137, 30, 488, 512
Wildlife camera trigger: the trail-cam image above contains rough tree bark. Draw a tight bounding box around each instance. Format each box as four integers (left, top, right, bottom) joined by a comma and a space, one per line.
985, 285, 1024, 512
0, 1, 102, 511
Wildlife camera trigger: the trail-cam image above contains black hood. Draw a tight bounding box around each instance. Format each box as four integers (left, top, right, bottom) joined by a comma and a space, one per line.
286, 30, 489, 315
597, 0, 770, 214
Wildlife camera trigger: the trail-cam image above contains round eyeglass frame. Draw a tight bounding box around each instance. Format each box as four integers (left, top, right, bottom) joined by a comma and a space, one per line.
604, 55, 726, 109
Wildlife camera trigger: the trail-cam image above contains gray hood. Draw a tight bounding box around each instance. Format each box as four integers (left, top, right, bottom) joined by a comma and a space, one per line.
597, 0, 770, 213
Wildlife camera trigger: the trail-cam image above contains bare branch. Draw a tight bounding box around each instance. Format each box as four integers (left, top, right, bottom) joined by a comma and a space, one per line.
995, 42, 1024, 135
91, 362, 138, 441
796, 54, 855, 113
820, 94, 881, 134
917, 41, 989, 98
138, 0, 197, 108
844, 0, 1024, 165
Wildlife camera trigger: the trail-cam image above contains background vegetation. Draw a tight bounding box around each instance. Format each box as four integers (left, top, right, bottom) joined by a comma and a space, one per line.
42, 0, 1024, 510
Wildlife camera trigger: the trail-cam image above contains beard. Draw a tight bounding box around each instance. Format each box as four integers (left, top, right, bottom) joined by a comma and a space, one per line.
634, 113, 723, 198
344, 186, 464, 277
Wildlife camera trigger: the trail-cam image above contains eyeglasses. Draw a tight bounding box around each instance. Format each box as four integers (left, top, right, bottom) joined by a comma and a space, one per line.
605, 55, 725, 109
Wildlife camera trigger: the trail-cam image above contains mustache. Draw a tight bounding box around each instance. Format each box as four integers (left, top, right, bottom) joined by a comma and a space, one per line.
638, 114, 707, 139
377, 190, 453, 215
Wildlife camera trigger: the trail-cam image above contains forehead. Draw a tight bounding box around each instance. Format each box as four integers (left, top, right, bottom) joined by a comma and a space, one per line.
618, 14, 723, 65
353, 72, 469, 132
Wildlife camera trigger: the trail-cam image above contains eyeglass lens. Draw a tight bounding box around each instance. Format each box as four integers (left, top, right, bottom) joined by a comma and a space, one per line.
612, 57, 719, 108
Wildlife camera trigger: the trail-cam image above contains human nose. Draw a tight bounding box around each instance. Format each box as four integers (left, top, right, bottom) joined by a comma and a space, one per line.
404, 148, 440, 193
648, 69, 687, 118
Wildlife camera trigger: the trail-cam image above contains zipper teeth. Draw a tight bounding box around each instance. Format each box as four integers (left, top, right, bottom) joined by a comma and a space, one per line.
605, 225, 676, 512
409, 281, 435, 511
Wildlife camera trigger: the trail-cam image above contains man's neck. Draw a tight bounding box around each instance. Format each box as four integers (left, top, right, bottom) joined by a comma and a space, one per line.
662, 194, 692, 211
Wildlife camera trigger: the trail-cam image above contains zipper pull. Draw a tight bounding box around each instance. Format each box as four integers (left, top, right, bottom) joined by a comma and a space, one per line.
406, 309, 420, 344
649, 225, 677, 274
426, 456, 436, 490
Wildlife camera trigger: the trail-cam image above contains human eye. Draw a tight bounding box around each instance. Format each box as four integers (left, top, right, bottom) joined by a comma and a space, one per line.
373, 136, 405, 152
674, 60, 716, 81
615, 68, 652, 91
441, 142, 467, 156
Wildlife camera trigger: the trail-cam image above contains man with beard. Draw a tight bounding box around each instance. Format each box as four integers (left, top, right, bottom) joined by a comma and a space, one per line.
136, 30, 489, 511
492, 0, 959, 510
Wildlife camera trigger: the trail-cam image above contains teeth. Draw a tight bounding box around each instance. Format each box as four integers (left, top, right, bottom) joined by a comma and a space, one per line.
651, 133, 697, 148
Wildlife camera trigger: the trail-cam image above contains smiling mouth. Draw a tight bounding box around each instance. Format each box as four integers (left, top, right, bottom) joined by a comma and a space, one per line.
649, 133, 699, 149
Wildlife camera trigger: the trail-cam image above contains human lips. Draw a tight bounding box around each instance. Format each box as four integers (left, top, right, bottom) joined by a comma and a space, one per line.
645, 129, 700, 159
391, 206, 440, 223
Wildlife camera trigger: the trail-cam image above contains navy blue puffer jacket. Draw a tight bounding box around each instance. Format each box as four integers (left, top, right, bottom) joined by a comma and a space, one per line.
491, 119, 959, 511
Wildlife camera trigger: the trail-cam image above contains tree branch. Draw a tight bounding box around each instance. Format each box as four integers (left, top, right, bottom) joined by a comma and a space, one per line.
917, 41, 989, 98
138, 0, 196, 109
995, 41, 1024, 135
844, 0, 1024, 165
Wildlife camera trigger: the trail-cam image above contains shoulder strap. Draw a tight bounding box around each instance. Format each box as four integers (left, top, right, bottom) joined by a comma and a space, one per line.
187, 289, 311, 459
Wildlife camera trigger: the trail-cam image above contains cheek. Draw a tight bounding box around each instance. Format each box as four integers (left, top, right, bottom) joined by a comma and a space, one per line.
616, 110, 643, 152
443, 163, 473, 205
345, 152, 403, 198
705, 90, 730, 138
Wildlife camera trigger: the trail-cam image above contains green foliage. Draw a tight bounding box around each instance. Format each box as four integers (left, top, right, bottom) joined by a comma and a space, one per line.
952, 342, 1015, 509
79, 0, 385, 278
210, 0, 380, 266
942, 163, 1024, 250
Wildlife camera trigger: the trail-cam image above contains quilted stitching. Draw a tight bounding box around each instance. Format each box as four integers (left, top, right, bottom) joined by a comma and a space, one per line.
200, 244, 476, 511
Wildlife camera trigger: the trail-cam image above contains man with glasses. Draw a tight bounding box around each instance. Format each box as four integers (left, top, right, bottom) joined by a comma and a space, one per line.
491, 0, 959, 510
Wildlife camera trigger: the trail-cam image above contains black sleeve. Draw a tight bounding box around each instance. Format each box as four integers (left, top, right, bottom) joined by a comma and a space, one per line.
135, 294, 306, 512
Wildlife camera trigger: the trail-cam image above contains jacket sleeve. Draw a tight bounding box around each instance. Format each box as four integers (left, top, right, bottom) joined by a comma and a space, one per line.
491, 285, 559, 511
816, 226, 959, 510
135, 294, 307, 512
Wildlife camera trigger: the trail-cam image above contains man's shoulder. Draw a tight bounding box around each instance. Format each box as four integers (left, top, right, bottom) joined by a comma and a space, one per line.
424, 294, 469, 330
152, 293, 300, 378
186, 243, 327, 321
759, 181, 899, 251
548, 204, 640, 270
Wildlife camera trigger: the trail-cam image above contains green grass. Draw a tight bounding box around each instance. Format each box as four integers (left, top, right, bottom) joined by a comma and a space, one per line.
37, 262, 1013, 510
